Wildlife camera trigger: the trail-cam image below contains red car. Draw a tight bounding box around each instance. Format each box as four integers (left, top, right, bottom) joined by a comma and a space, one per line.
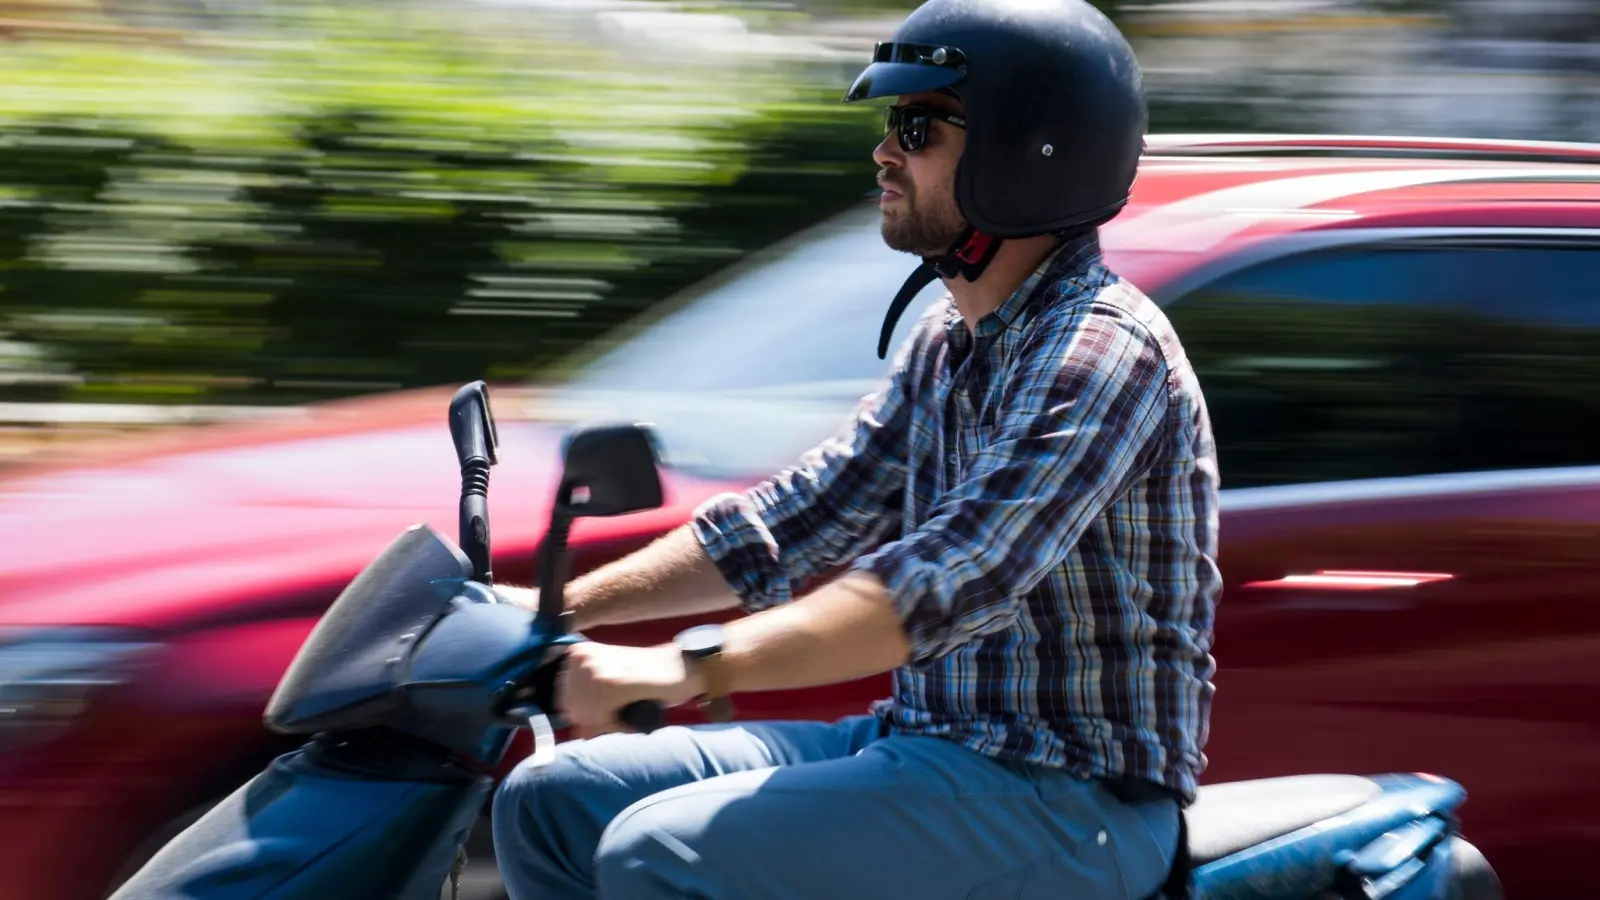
3, 133, 1598, 899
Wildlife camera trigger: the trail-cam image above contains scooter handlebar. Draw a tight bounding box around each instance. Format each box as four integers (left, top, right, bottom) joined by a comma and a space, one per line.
514, 638, 666, 736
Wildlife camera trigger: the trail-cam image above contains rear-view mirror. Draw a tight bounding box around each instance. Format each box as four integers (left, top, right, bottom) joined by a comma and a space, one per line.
556, 422, 664, 518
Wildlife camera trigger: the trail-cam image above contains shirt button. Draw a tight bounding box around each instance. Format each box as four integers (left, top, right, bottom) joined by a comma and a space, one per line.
948, 452, 960, 466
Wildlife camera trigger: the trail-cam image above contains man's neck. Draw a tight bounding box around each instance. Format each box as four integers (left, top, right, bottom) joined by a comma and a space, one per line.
943, 233, 1063, 330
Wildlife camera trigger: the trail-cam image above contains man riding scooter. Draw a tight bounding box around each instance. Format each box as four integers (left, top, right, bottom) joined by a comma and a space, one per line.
489, 0, 1224, 896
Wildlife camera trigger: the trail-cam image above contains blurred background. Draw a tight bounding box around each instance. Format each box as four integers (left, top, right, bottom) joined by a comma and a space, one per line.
3, 2, 1600, 899
3, 0, 1599, 457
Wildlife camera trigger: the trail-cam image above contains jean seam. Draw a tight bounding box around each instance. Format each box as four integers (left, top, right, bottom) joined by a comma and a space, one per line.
566, 751, 638, 791
1103, 826, 1132, 900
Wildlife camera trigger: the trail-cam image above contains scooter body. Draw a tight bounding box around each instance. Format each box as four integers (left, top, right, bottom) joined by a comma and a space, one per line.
109, 384, 1501, 900
110, 523, 545, 900
110, 740, 491, 900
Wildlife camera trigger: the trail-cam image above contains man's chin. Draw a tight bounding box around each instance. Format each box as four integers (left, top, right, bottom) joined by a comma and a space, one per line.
881, 230, 948, 258
878, 219, 907, 252
879, 232, 923, 256
884, 215, 966, 254
878, 218, 916, 254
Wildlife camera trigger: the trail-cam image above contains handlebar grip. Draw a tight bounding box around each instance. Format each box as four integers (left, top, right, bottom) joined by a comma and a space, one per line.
618, 699, 665, 734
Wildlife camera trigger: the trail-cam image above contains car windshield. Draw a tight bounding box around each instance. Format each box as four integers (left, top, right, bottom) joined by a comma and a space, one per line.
540, 204, 950, 477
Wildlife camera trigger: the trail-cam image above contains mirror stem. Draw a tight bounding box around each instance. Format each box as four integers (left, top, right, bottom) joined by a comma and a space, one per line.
461, 456, 492, 584
537, 508, 574, 632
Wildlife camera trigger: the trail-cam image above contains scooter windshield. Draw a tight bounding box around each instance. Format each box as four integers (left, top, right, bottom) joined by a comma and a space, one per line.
264, 524, 474, 735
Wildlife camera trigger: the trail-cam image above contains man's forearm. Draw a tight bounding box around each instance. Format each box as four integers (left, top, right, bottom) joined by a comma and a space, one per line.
499, 525, 742, 630
717, 570, 912, 694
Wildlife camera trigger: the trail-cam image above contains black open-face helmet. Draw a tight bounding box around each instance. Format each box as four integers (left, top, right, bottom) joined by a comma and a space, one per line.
845, 0, 1148, 357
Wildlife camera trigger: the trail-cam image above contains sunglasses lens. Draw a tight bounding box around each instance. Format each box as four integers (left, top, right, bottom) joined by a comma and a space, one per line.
887, 106, 929, 152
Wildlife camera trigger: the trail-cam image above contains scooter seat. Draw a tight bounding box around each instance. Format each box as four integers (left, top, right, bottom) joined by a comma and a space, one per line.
1185, 774, 1382, 865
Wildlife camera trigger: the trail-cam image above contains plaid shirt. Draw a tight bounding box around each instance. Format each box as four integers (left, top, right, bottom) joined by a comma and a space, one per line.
691, 231, 1221, 803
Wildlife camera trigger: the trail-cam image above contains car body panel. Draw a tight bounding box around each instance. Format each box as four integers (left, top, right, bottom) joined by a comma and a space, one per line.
1207, 471, 1600, 897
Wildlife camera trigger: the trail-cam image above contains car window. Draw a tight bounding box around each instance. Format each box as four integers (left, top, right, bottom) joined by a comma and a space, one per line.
1165, 236, 1600, 489
567, 204, 948, 393
545, 204, 950, 477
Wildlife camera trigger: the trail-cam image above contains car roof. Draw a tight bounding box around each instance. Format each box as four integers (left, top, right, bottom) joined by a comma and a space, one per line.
1099, 132, 1600, 293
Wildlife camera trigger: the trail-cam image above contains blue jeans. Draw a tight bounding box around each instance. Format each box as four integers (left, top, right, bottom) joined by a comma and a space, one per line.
491, 715, 1179, 900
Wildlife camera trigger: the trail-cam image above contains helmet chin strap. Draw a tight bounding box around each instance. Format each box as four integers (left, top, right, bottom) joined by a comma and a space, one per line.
877, 226, 1004, 359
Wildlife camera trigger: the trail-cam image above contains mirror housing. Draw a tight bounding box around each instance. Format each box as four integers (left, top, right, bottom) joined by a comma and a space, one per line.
556, 422, 664, 517
448, 381, 499, 471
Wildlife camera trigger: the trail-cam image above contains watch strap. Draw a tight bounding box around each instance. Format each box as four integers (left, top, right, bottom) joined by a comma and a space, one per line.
687, 652, 734, 722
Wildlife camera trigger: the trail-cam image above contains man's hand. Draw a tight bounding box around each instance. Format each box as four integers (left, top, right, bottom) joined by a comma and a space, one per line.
555, 642, 705, 738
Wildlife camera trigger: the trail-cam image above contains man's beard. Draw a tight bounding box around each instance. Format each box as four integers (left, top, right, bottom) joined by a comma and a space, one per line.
879, 179, 967, 257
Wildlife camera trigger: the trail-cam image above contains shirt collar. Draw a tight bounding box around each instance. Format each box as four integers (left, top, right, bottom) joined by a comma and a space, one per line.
969, 229, 1103, 341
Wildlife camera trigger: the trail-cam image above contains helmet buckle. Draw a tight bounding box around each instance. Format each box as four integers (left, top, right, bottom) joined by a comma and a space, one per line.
933, 227, 1002, 282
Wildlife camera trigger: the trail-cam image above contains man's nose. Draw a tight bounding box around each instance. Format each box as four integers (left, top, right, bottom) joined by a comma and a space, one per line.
873, 132, 905, 169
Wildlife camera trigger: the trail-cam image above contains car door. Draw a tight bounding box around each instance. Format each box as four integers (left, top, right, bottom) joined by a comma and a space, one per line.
1159, 229, 1600, 897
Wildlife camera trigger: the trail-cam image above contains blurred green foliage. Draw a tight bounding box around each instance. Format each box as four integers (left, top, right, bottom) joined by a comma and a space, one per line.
0, 2, 884, 405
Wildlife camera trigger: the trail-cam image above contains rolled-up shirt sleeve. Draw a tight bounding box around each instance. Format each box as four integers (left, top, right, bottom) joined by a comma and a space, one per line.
689, 323, 924, 612
852, 301, 1171, 663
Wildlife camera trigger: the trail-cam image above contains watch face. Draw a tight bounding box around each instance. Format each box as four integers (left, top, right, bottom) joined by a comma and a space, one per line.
676, 624, 724, 656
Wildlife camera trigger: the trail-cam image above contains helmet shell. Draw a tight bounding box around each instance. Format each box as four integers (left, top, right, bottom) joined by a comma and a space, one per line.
845, 0, 1147, 237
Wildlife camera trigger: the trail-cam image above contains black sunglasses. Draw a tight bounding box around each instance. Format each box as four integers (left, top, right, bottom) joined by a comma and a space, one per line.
884, 104, 967, 153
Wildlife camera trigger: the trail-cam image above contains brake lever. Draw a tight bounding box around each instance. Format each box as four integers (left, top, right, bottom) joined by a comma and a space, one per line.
526, 709, 560, 768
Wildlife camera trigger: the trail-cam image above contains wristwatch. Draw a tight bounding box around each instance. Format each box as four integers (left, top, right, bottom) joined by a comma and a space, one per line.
674, 623, 734, 722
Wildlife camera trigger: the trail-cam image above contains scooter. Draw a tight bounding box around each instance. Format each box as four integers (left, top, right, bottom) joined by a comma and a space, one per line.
109, 381, 1505, 900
